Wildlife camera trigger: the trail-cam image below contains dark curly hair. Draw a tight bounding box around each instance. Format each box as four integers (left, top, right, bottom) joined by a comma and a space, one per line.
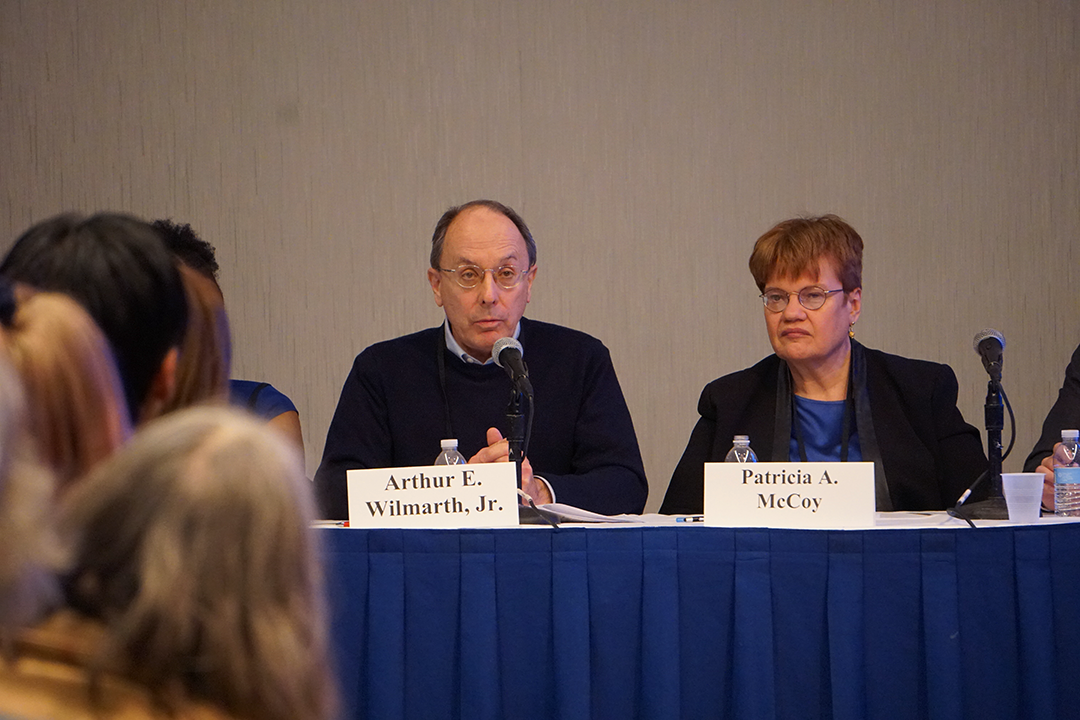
152, 219, 220, 284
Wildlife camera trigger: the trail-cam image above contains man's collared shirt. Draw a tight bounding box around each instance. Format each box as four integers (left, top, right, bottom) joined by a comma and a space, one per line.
441, 319, 552, 501
443, 320, 521, 365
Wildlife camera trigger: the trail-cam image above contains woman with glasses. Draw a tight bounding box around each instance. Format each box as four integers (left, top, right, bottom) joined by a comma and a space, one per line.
660, 215, 987, 515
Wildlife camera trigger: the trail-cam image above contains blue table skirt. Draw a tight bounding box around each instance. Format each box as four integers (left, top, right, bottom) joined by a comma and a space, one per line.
320, 524, 1080, 720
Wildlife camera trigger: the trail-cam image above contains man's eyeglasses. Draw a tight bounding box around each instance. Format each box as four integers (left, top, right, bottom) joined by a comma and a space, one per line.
440, 265, 530, 290
760, 286, 844, 312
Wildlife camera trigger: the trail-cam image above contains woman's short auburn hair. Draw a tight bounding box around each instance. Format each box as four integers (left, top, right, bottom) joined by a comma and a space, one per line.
748, 214, 863, 293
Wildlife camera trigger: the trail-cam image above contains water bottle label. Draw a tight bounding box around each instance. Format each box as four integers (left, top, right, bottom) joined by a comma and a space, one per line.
1055, 467, 1080, 485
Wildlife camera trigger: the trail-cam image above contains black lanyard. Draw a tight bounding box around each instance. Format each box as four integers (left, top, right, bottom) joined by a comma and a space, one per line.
791, 370, 854, 463
436, 331, 454, 439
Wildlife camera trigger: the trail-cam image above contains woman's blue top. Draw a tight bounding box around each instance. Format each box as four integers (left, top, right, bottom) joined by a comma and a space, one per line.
789, 395, 862, 462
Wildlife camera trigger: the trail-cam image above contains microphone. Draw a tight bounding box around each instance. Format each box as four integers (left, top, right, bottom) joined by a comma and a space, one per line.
493, 337, 533, 398
973, 329, 1005, 382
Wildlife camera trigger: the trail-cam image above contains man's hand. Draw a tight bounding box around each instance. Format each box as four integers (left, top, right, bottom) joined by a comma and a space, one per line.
1036, 442, 1079, 510
1037, 454, 1056, 510
469, 427, 552, 505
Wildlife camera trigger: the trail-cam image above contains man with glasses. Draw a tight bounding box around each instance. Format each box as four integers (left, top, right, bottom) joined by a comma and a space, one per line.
314, 199, 647, 520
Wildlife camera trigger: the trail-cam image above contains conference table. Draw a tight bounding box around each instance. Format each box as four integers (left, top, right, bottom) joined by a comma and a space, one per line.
319, 516, 1080, 720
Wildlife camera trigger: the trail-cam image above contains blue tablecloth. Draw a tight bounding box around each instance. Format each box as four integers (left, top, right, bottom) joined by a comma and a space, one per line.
320, 523, 1080, 720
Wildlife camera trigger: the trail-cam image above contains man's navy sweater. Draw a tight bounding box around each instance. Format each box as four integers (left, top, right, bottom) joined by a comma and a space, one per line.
314, 318, 648, 519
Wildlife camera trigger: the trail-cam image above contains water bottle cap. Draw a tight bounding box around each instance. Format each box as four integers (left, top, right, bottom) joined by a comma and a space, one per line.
733, 435, 750, 444
440, 438, 459, 449
1063, 429, 1079, 441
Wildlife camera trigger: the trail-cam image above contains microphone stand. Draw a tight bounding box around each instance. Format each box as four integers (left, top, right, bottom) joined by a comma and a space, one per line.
961, 377, 1009, 519
505, 379, 551, 525
506, 388, 526, 491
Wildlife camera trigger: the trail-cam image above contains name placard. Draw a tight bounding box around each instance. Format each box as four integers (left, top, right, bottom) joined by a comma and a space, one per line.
347, 463, 519, 528
704, 462, 875, 529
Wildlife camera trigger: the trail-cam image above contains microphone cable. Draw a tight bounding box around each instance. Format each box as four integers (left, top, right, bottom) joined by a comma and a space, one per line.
949, 386, 1016, 527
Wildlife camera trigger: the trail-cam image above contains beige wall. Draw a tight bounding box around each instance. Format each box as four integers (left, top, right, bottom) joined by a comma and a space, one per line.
2, 0, 1077, 510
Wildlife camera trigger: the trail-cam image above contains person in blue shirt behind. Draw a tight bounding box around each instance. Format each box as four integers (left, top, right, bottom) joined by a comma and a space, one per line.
153, 220, 304, 462
661, 214, 987, 515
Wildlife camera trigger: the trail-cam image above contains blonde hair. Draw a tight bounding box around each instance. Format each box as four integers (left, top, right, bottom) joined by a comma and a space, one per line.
162, 265, 232, 414
1, 290, 131, 491
0, 357, 62, 628
61, 406, 335, 720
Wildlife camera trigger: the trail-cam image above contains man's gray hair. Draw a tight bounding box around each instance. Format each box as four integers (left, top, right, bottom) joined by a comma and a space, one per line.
429, 199, 536, 270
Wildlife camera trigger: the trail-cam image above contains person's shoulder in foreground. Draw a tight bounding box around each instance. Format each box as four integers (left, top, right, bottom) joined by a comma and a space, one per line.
314, 199, 647, 520
0, 611, 239, 719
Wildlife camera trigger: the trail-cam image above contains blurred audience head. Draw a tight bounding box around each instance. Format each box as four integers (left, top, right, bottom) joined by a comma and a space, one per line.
152, 218, 233, 412
0, 212, 188, 424
161, 265, 232, 414
61, 406, 335, 720
153, 218, 221, 287
0, 353, 62, 629
0, 282, 131, 490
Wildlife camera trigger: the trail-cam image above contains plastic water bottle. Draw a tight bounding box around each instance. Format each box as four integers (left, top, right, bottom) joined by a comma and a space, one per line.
1055, 430, 1080, 516
724, 435, 757, 463
1062, 429, 1079, 464
434, 438, 466, 465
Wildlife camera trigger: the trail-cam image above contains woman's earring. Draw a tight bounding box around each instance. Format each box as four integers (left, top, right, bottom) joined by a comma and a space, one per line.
848, 323, 855, 339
